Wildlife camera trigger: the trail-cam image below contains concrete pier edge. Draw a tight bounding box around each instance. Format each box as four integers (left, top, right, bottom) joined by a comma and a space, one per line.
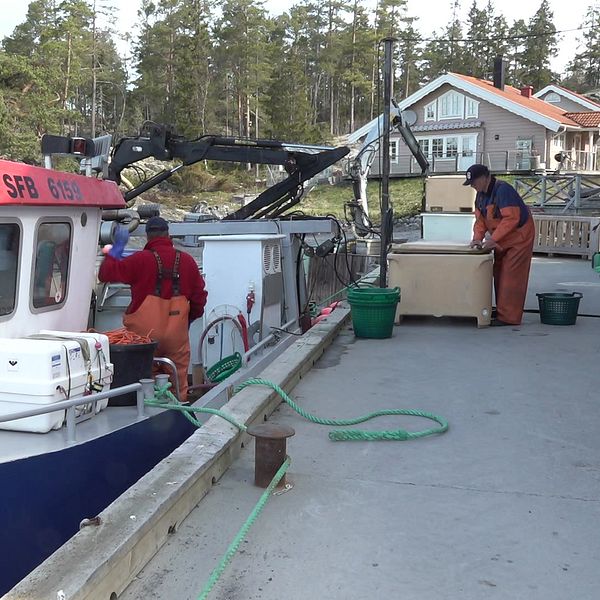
5, 308, 350, 600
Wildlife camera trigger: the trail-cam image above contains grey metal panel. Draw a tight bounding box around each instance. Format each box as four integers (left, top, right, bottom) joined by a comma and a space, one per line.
129, 219, 336, 238
263, 272, 283, 306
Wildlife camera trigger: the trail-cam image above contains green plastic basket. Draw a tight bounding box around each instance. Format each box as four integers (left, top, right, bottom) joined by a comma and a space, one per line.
206, 352, 242, 383
347, 287, 400, 339
536, 292, 582, 326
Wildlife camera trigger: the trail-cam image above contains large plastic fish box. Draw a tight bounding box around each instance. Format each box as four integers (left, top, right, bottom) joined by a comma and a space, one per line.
0, 331, 113, 433
388, 241, 493, 328
421, 213, 476, 242
425, 175, 476, 212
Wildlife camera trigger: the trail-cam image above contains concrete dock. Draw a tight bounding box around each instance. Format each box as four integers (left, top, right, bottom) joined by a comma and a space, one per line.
120, 256, 600, 600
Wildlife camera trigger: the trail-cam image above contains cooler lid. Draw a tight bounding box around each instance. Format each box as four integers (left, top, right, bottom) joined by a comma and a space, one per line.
389, 240, 492, 255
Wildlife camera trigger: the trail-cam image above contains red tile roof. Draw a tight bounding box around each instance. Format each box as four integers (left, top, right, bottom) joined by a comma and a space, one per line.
450, 73, 582, 127
563, 112, 600, 127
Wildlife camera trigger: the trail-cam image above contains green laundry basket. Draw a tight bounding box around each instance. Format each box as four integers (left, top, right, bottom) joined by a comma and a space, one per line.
536, 292, 582, 326
347, 287, 400, 339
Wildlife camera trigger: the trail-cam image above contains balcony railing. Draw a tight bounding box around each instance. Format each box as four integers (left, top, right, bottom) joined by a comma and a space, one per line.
365, 149, 599, 176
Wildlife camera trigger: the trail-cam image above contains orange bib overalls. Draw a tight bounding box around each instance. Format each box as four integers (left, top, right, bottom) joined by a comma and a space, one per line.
480, 201, 535, 325
123, 251, 191, 400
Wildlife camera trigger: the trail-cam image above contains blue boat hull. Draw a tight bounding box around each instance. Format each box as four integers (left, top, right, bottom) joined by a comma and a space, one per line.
0, 410, 196, 594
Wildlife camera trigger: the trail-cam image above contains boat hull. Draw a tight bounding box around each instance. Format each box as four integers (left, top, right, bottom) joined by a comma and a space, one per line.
0, 409, 196, 595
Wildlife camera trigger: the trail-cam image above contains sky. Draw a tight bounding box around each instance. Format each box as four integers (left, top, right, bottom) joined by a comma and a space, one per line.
0, 0, 595, 75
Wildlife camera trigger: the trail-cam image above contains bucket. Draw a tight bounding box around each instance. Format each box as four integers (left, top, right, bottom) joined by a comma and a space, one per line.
536, 292, 582, 326
347, 287, 400, 339
109, 341, 157, 405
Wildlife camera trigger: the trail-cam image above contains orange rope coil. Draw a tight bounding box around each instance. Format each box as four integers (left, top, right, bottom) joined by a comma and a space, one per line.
89, 327, 153, 345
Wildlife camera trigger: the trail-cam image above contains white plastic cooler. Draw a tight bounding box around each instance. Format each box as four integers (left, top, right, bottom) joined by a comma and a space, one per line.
0, 331, 113, 433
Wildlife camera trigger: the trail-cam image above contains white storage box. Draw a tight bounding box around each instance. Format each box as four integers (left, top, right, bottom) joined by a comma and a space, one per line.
421, 213, 476, 242
388, 241, 493, 328
0, 331, 113, 433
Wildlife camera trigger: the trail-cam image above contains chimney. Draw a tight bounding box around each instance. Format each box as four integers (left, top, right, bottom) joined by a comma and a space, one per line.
493, 56, 506, 90
521, 86, 534, 98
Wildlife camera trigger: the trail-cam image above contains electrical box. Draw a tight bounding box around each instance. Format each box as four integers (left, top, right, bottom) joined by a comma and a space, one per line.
197, 234, 285, 371
0, 330, 112, 433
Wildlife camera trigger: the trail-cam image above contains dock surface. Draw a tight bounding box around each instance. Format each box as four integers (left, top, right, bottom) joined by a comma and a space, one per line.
121, 256, 600, 600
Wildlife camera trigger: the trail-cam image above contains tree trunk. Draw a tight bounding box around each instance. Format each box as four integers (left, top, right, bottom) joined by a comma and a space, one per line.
62, 32, 72, 135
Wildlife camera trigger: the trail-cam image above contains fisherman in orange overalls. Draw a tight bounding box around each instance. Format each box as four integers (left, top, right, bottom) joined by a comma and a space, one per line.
99, 217, 207, 400
464, 164, 535, 326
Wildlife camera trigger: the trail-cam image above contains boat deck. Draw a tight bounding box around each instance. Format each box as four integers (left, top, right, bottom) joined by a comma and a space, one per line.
120, 256, 600, 600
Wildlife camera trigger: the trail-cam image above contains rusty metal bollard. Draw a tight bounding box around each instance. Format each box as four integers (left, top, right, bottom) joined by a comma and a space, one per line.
246, 423, 295, 488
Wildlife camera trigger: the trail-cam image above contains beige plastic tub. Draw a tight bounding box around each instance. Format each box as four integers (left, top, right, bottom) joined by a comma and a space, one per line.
388, 241, 493, 327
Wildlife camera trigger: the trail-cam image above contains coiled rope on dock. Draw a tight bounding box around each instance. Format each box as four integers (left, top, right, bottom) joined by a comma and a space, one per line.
235, 378, 448, 442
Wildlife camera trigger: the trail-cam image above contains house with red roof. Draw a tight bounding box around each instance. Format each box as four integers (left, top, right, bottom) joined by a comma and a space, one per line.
350, 64, 600, 176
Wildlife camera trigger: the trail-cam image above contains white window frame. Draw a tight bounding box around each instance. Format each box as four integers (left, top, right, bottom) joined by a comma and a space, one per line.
465, 97, 479, 119
389, 140, 399, 163
424, 101, 437, 122
439, 90, 464, 120
31, 219, 72, 313
552, 133, 566, 149
546, 92, 561, 104
417, 134, 475, 159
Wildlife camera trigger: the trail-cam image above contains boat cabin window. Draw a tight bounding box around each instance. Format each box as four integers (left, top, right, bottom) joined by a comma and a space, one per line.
32, 222, 71, 309
0, 223, 20, 317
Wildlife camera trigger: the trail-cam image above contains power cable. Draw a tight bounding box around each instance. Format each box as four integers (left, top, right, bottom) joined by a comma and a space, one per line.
393, 25, 593, 45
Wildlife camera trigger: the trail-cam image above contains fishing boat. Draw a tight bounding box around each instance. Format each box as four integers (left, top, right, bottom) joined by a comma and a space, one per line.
0, 127, 349, 593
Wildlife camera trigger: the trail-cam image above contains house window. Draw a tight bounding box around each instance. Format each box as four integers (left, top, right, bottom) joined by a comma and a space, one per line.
0, 222, 20, 317
424, 101, 436, 122
389, 140, 398, 163
432, 138, 444, 157
418, 134, 476, 160
553, 133, 566, 149
439, 91, 464, 119
446, 137, 458, 157
32, 222, 71, 309
465, 97, 479, 118
546, 92, 561, 104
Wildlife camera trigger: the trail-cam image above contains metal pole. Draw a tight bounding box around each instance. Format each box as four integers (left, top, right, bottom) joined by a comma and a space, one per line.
379, 37, 397, 288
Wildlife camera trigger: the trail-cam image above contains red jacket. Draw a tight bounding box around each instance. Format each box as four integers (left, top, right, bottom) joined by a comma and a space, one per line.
98, 237, 207, 320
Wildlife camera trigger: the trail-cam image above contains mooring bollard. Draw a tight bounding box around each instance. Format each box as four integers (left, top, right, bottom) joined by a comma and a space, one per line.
246, 423, 295, 488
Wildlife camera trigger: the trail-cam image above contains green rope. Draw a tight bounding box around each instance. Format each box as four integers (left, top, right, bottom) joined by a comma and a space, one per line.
146, 384, 247, 432
235, 378, 448, 442
196, 457, 290, 600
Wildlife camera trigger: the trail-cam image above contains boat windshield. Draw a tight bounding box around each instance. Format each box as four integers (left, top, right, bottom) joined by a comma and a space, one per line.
33, 222, 71, 309
0, 223, 20, 317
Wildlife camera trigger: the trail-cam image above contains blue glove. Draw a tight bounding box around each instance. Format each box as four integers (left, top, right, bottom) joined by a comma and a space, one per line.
109, 225, 129, 259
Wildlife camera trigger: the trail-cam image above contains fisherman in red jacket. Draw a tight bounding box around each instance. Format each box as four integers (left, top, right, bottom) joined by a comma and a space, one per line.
99, 216, 207, 400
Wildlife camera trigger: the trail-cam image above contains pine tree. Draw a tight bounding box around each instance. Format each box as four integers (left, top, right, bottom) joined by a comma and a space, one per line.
0, 51, 62, 160
396, 17, 422, 99
213, 0, 272, 139
520, 0, 558, 90
421, 0, 466, 80
504, 18, 528, 86
564, 4, 600, 91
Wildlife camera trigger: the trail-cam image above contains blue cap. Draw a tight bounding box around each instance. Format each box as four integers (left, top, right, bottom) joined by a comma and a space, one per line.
145, 216, 169, 233
463, 164, 490, 186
